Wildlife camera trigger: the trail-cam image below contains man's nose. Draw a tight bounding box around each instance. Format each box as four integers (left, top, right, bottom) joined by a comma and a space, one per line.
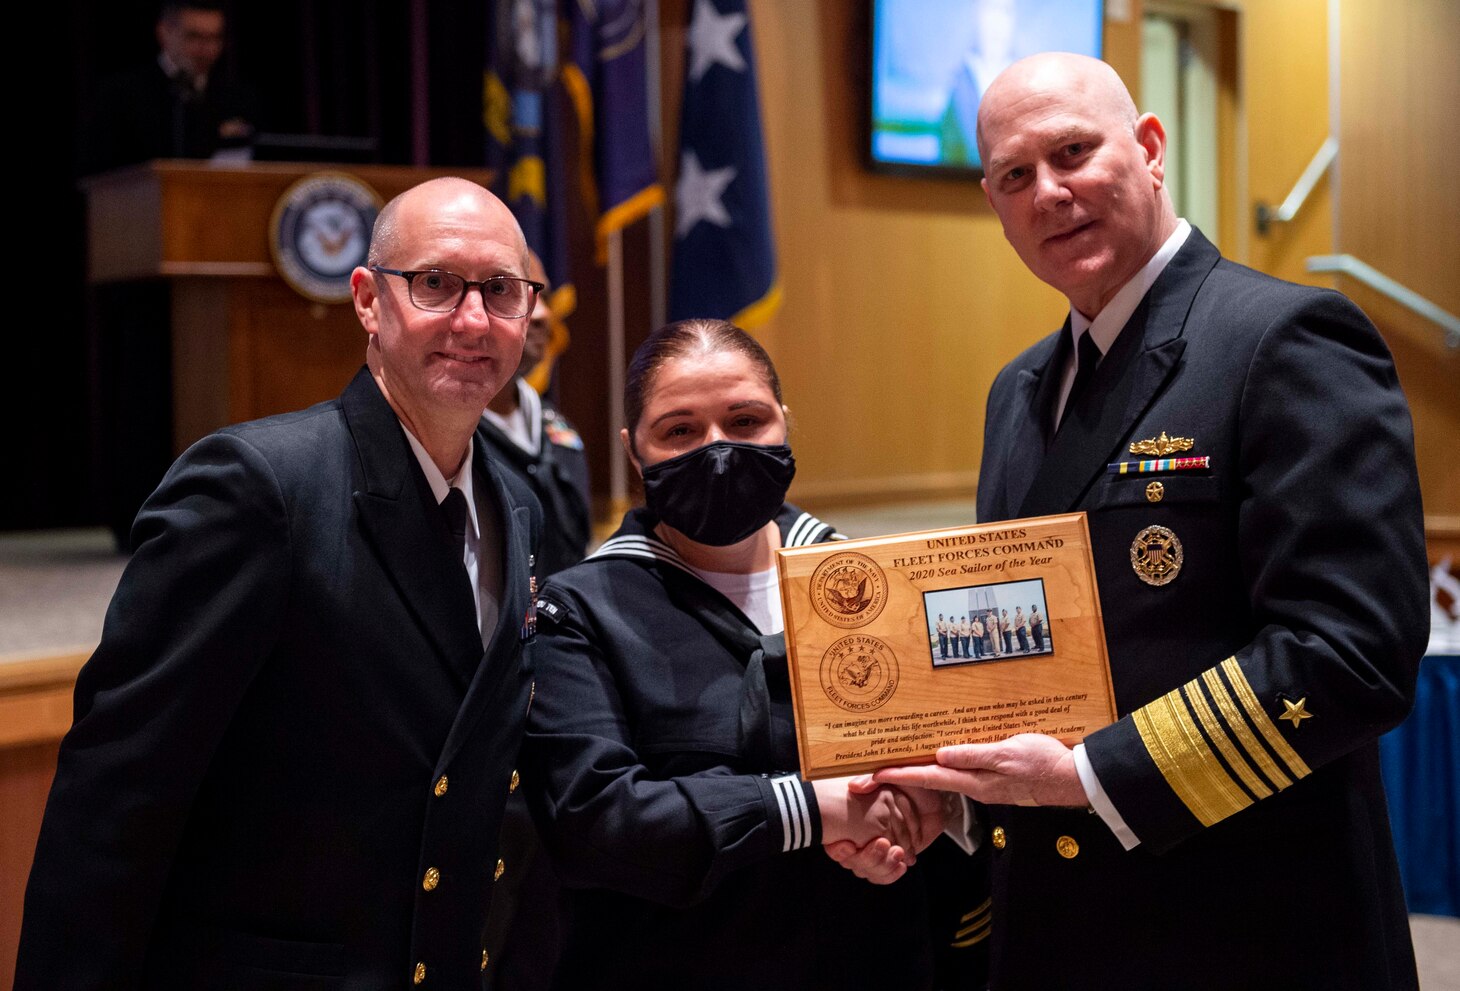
454, 286, 496, 331
1032, 165, 1072, 210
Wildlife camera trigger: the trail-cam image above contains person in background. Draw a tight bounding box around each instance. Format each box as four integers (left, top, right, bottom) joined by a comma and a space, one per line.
479, 250, 592, 578
81, 1, 257, 173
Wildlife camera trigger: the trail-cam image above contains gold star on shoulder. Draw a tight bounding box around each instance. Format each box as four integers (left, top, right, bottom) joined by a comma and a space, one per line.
1278, 697, 1313, 728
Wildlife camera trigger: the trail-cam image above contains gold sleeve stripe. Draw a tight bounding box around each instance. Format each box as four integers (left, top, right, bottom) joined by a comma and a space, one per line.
952, 916, 993, 946
1220, 657, 1313, 779
1202, 668, 1293, 791
1181, 678, 1272, 800
961, 898, 993, 923
955, 915, 993, 939
1133, 689, 1252, 827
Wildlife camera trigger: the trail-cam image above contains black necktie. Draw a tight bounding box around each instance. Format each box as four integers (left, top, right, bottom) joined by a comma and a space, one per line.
1060, 331, 1103, 430
440, 487, 468, 542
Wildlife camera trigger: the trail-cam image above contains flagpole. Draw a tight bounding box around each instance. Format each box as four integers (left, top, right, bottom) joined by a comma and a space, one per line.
646, 0, 667, 333
607, 229, 629, 518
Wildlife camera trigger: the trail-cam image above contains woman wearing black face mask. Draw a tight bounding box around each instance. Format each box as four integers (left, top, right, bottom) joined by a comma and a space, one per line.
519, 320, 988, 991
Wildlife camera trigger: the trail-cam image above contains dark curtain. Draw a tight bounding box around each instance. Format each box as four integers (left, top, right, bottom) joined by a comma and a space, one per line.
15, 0, 494, 536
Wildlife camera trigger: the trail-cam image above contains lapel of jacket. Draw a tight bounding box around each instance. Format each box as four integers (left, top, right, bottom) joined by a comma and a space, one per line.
346, 368, 483, 684
992, 325, 1068, 521
1016, 230, 1219, 518
437, 447, 533, 767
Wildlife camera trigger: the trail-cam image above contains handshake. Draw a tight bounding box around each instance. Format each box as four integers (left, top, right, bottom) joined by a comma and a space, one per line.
811, 777, 954, 885
809, 733, 1092, 884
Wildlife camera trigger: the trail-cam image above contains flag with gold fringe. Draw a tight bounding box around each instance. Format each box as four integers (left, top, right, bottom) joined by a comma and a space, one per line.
563, 0, 666, 262
668, 0, 780, 329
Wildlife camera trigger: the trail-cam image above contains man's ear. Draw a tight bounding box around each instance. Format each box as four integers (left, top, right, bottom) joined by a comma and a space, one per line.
351, 266, 380, 337
1134, 112, 1169, 188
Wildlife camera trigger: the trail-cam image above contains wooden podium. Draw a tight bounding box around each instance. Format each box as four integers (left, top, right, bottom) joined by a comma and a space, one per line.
83, 161, 493, 454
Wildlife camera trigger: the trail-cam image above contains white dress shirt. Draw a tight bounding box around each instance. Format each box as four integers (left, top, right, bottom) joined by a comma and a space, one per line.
401, 427, 503, 647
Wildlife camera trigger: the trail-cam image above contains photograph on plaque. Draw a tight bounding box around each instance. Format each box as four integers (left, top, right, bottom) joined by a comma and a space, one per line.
924, 578, 1053, 668
777, 513, 1116, 779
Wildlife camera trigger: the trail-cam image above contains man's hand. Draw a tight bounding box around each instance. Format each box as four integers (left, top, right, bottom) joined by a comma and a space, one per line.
813, 777, 948, 881
872, 733, 1088, 808
824, 836, 907, 885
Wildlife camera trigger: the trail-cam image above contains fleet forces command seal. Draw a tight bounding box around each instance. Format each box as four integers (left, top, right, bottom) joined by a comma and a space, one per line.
809, 552, 888, 628
1130, 525, 1184, 586
820, 634, 900, 713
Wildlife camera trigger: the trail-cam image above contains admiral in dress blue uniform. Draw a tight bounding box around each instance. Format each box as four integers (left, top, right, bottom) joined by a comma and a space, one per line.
17, 179, 544, 990
877, 55, 1426, 990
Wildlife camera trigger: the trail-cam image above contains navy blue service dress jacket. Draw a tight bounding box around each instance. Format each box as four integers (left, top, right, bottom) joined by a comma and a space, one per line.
976, 229, 1426, 990
17, 368, 542, 990
522, 505, 989, 991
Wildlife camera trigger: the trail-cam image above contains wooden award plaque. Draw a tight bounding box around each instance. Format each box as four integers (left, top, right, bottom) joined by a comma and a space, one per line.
776, 513, 1116, 780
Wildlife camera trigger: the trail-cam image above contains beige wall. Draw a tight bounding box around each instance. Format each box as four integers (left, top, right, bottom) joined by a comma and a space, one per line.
735, 0, 1142, 507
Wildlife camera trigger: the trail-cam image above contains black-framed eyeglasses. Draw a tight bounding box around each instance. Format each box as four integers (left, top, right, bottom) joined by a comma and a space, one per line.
370, 266, 545, 319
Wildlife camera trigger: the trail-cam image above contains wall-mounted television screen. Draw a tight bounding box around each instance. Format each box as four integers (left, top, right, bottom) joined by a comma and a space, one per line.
870, 0, 1105, 177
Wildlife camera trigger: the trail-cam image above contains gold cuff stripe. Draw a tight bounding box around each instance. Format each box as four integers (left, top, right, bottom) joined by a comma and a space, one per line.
955, 915, 993, 939
1181, 678, 1272, 800
1133, 689, 1252, 827
960, 898, 993, 923
951, 931, 992, 948
1220, 657, 1312, 779
1202, 668, 1293, 791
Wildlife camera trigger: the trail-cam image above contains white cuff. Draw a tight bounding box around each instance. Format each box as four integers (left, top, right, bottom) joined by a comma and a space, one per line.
770, 774, 814, 852
942, 795, 980, 855
1073, 743, 1141, 851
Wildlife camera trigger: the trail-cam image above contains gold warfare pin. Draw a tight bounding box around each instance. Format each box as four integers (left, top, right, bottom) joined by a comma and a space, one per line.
1129, 432, 1194, 457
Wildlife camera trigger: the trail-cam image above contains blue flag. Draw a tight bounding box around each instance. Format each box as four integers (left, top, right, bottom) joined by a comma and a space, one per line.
563, 0, 666, 262
669, 0, 780, 329
483, 0, 570, 291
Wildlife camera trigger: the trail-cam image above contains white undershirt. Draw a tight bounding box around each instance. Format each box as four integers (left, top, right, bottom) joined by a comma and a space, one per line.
401, 427, 502, 647
689, 564, 784, 636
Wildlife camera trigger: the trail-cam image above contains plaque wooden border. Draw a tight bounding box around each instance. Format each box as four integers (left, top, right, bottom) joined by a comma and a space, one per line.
776, 512, 1116, 779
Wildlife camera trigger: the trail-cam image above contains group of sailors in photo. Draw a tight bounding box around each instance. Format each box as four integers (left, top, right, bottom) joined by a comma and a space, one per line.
935, 607, 1045, 661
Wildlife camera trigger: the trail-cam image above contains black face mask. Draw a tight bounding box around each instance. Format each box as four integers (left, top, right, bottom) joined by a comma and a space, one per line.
640, 441, 797, 547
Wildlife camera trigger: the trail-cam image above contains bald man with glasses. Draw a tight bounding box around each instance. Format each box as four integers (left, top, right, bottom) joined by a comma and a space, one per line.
19, 178, 545, 990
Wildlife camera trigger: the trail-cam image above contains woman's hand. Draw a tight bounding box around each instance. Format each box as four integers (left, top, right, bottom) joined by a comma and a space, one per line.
813, 776, 948, 882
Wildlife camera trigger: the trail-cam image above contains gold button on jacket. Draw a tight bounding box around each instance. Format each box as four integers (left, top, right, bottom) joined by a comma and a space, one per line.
509, 769, 520, 793
433, 775, 448, 797
481, 950, 490, 971
413, 961, 426, 984
1056, 835, 1080, 859
494, 858, 505, 882
422, 867, 440, 891
992, 826, 1007, 849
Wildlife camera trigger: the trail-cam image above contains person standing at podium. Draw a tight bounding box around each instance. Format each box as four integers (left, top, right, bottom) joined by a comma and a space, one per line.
81, 1, 257, 174
18, 177, 544, 989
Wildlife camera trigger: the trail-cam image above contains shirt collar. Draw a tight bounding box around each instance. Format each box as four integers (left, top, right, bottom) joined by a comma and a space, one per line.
401, 425, 479, 541
480, 378, 542, 455
1069, 219, 1191, 357
158, 52, 207, 91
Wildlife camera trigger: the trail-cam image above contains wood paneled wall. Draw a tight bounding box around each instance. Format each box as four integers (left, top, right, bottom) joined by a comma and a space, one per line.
1337, 0, 1459, 518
